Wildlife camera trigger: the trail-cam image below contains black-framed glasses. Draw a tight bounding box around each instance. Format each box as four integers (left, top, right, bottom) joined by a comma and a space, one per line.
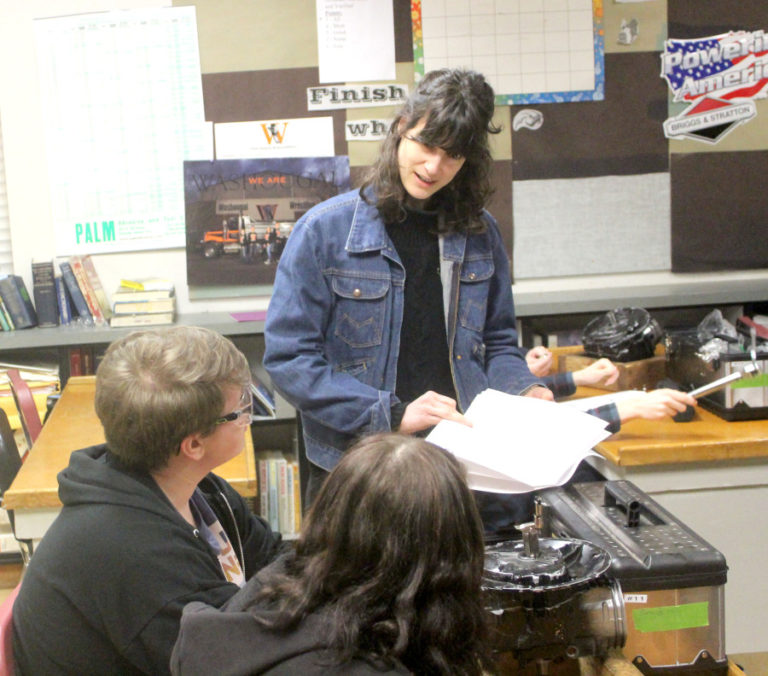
402, 133, 464, 161
214, 390, 253, 427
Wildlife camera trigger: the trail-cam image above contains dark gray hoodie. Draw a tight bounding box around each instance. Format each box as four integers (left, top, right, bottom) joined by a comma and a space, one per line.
170, 571, 411, 676
12, 444, 280, 676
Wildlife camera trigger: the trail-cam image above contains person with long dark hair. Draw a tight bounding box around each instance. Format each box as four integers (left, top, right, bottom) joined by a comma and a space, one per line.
171, 433, 492, 675
263, 69, 553, 510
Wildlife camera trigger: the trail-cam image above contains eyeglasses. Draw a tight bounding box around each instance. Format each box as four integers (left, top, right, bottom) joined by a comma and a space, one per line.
402, 133, 464, 161
214, 390, 253, 427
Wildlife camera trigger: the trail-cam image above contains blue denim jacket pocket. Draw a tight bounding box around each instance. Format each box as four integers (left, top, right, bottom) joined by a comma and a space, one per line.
458, 256, 494, 332
331, 274, 390, 348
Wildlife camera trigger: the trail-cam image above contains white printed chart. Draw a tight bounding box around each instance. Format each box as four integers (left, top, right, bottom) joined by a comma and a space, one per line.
413, 0, 604, 104
34, 7, 209, 255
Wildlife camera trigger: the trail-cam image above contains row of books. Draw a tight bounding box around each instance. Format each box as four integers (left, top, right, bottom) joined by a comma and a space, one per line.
256, 451, 301, 537
0, 256, 176, 331
108, 278, 175, 328
67, 346, 101, 377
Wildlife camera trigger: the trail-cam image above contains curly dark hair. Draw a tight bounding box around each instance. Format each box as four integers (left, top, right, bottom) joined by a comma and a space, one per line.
360, 68, 500, 234
247, 433, 492, 675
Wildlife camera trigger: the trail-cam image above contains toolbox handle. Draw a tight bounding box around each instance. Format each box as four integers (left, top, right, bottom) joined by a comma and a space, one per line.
604, 483, 640, 528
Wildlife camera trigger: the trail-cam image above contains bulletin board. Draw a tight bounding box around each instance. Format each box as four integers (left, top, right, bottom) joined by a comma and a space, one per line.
179, 0, 768, 281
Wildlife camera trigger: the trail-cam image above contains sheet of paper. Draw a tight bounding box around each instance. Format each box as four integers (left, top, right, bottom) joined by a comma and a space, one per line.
316, 0, 395, 83
34, 7, 208, 256
427, 389, 611, 494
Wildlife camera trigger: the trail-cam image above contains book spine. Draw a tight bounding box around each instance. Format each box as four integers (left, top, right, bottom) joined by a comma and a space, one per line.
278, 461, 290, 534
31, 261, 59, 327
1, 297, 15, 330
69, 347, 83, 377
54, 276, 73, 325
0, 276, 36, 329
14, 276, 39, 326
108, 312, 174, 328
69, 256, 105, 324
0, 297, 10, 331
258, 458, 269, 520
267, 459, 280, 532
112, 299, 174, 315
81, 345, 94, 375
58, 262, 93, 324
291, 459, 301, 533
80, 255, 112, 319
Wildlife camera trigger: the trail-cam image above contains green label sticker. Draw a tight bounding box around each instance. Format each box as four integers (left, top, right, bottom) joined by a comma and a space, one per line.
732, 373, 768, 389
632, 602, 709, 633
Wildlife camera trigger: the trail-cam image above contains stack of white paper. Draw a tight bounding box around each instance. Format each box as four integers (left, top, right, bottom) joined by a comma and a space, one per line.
426, 389, 612, 494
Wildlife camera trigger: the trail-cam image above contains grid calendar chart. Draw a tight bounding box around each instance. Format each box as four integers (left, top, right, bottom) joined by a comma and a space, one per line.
414, 0, 604, 104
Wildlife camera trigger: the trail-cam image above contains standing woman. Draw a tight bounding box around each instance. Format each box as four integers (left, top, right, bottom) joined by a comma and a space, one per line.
264, 68, 551, 506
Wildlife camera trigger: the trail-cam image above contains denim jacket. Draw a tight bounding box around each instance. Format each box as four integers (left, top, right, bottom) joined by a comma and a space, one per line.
264, 189, 543, 470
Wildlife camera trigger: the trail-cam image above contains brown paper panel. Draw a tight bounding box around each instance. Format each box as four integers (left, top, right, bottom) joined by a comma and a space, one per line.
177, 0, 319, 73
671, 151, 768, 271
202, 68, 349, 155
668, 0, 768, 37
488, 161, 514, 279
511, 52, 669, 180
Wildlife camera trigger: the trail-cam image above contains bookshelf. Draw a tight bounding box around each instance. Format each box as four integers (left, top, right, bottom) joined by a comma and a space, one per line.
0, 312, 261, 351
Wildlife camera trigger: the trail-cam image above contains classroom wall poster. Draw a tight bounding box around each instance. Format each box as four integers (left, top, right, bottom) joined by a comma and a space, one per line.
184, 157, 350, 288
412, 0, 605, 104
661, 29, 768, 143
34, 7, 209, 256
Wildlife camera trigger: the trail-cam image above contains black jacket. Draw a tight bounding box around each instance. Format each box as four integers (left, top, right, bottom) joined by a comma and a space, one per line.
12, 444, 280, 676
170, 565, 411, 676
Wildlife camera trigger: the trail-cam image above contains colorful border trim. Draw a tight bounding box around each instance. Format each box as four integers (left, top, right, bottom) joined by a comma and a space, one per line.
412, 0, 605, 104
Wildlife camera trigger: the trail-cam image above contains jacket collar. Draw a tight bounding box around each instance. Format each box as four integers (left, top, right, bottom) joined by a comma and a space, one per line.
346, 189, 390, 253
345, 188, 468, 260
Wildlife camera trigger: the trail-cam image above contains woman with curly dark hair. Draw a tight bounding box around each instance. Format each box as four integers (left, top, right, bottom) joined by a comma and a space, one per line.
171, 433, 492, 675
264, 68, 552, 513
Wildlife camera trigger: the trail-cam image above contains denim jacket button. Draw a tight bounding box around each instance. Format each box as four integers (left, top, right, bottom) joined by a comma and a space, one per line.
469, 273, 476, 280
353, 288, 362, 297
456, 354, 462, 360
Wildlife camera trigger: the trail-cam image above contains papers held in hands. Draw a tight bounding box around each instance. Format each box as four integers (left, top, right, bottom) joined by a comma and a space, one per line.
426, 389, 612, 494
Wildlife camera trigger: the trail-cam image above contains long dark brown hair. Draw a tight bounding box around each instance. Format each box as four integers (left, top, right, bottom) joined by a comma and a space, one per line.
360, 68, 500, 234
248, 433, 491, 674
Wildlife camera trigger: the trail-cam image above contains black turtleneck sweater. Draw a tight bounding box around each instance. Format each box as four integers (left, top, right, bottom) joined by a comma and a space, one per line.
385, 207, 457, 422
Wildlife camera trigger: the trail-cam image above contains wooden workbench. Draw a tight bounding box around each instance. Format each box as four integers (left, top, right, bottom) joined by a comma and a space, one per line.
3, 376, 257, 535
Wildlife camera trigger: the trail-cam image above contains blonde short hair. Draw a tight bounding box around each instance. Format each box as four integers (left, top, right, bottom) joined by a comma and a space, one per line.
94, 326, 251, 472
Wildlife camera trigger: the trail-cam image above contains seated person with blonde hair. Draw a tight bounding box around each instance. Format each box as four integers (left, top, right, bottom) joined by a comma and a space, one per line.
12, 326, 281, 676
171, 433, 492, 675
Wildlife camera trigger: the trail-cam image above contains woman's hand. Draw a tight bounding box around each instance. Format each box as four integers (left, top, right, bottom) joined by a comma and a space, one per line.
398, 391, 471, 434
526, 346, 553, 377
524, 385, 555, 401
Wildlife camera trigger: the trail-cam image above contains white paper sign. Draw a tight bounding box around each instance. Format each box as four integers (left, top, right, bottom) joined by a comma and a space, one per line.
345, 119, 391, 141
215, 117, 335, 159
316, 0, 396, 83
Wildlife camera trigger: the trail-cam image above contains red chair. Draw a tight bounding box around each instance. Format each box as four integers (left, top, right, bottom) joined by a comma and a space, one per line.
6, 370, 42, 452
0, 584, 20, 676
